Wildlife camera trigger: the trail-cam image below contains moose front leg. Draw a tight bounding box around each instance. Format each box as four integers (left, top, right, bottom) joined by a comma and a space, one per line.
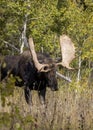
24, 86, 32, 105
38, 87, 46, 105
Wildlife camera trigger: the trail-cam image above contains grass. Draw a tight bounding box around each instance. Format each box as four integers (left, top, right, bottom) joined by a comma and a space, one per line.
0, 81, 93, 130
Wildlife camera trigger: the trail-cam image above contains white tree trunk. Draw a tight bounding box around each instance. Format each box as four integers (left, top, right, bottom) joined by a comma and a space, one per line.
20, 14, 28, 53
77, 51, 82, 82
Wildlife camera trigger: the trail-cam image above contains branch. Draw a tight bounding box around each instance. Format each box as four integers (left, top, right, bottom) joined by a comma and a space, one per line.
20, 14, 28, 53
3, 41, 20, 52
56, 71, 72, 83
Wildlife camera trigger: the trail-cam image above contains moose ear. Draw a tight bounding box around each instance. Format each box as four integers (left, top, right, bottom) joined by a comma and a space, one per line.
57, 35, 75, 69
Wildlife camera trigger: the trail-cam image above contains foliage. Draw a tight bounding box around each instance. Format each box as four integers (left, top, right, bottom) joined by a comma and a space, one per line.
0, 0, 93, 58
0, 0, 93, 129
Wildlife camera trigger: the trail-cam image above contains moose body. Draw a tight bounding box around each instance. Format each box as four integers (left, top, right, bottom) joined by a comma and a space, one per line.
1, 50, 58, 105
18, 50, 58, 104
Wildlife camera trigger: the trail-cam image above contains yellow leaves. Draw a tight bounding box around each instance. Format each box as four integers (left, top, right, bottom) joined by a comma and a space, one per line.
82, 36, 93, 60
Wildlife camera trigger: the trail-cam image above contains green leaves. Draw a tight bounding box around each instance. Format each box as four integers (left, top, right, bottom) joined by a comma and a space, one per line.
82, 36, 93, 60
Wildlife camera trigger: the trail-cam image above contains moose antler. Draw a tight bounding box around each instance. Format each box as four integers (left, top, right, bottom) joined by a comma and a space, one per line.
28, 37, 50, 72
57, 35, 75, 69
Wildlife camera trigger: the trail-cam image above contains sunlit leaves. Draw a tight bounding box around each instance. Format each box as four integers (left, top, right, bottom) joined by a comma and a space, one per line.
82, 36, 93, 60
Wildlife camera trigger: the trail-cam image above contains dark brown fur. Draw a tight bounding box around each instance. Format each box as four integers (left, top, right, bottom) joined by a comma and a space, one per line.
1, 50, 58, 105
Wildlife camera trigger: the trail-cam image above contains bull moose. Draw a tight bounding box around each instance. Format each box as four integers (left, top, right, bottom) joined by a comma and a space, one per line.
0, 35, 75, 105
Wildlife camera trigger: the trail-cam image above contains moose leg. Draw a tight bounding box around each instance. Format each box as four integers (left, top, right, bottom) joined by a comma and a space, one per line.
24, 86, 32, 105
38, 87, 46, 105
15, 78, 24, 87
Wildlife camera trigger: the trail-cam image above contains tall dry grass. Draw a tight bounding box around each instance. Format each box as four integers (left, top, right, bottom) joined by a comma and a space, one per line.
0, 81, 93, 130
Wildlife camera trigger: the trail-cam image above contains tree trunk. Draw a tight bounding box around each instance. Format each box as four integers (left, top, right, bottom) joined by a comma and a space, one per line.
20, 14, 28, 53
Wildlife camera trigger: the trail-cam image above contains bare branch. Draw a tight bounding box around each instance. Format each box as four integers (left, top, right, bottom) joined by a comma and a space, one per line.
3, 41, 20, 52
56, 72, 72, 83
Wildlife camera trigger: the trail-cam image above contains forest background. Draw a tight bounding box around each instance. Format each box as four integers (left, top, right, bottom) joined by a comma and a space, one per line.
0, 0, 93, 130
